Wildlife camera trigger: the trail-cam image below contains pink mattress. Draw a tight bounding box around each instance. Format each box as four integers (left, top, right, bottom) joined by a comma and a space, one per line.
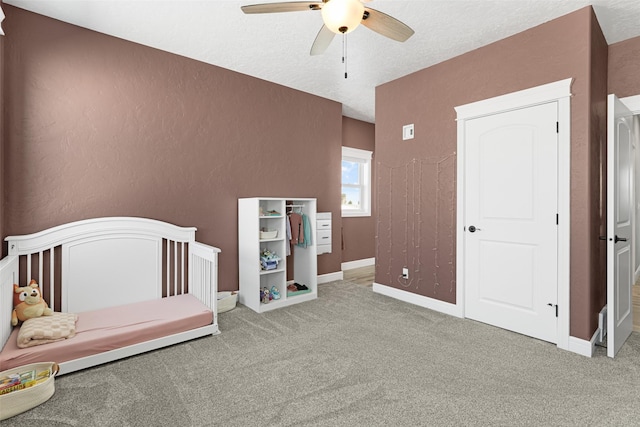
0, 294, 213, 371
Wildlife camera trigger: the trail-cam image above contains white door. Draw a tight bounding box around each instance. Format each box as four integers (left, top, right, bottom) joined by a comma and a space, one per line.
607, 94, 634, 358
464, 102, 558, 343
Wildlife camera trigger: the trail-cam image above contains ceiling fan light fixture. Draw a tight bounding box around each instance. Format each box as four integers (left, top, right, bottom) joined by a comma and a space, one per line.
321, 0, 364, 34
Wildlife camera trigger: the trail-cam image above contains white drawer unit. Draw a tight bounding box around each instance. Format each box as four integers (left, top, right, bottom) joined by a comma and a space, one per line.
316, 212, 332, 255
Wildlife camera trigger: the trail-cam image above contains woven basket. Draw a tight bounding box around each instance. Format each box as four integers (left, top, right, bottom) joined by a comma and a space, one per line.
260, 229, 278, 239
0, 362, 59, 420
217, 291, 238, 313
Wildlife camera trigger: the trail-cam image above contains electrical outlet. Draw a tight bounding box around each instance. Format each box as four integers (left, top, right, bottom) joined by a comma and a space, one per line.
402, 267, 409, 279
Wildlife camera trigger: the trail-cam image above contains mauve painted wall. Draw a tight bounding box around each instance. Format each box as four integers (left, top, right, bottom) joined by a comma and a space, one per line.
587, 11, 608, 339
341, 116, 375, 263
608, 35, 640, 97
376, 7, 602, 339
1, 6, 343, 290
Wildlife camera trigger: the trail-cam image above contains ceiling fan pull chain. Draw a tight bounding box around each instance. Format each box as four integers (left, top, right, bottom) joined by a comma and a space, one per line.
343, 32, 347, 79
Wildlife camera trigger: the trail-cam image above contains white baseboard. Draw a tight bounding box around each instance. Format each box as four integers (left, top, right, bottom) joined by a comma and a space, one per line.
372, 282, 463, 318
317, 271, 343, 284
341, 257, 375, 271
373, 283, 601, 357
567, 331, 598, 357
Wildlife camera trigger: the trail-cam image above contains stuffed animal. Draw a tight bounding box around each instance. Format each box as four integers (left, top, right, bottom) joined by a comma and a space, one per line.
11, 280, 53, 326
261, 287, 270, 304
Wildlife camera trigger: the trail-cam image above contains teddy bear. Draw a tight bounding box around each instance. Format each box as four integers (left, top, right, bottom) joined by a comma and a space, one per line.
11, 280, 53, 326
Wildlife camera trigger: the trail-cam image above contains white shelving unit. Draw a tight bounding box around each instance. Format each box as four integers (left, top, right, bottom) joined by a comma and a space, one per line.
238, 197, 317, 313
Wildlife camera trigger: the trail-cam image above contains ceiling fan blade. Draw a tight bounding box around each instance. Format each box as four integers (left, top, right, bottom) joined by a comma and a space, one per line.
241, 2, 321, 14
361, 7, 414, 42
310, 25, 335, 56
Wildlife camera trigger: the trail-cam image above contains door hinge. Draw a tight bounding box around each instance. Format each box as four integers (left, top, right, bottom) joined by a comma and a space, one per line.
556, 122, 559, 133
547, 303, 558, 317
556, 213, 558, 225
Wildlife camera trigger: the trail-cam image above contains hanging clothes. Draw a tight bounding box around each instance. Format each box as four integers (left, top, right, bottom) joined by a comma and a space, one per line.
296, 213, 312, 248
288, 212, 303, 246
285, 215, 292, 256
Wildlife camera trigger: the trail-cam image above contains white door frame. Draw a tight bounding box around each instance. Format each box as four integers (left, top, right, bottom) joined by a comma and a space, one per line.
455, 78, 573, 352
621, 95, 640, 285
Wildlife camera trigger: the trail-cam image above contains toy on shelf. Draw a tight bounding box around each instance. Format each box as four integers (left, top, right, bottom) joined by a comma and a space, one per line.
260, 287, 271, 304
260, 249, 281, 271
270, 286, 281, 300
259, 206, 281, 216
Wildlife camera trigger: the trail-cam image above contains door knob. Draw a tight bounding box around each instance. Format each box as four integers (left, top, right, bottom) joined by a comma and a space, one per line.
614, 235, 628, 243
468, 225, 481, 233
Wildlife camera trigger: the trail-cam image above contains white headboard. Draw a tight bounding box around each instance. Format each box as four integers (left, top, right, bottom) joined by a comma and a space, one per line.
5, 217, 197, 314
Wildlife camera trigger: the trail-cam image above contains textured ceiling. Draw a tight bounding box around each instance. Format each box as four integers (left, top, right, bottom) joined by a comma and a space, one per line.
5, 0, 640, 123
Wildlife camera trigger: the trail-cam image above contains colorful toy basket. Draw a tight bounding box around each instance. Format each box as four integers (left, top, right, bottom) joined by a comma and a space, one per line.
0, 362, 59, 420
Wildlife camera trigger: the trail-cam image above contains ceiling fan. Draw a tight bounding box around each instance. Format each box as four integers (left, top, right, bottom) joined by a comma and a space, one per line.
241, 0, 415, 56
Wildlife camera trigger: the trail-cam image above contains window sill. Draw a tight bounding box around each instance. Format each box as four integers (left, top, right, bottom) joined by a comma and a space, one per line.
341, 211, 371, 218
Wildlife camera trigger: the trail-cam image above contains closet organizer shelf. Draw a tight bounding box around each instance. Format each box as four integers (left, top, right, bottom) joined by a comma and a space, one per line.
260, 267, 284, 275
238, 197, 318, 313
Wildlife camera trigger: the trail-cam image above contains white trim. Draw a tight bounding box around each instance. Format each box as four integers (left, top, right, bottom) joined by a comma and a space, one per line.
317, 271, 343, 284
621, 94, 640, 114
455, 117, 466, 315
567, 331, 598, 358
455, 78, 573, 120
455, 78, 573, 353
373, 282, 463, 318
341, 257, 375, 270
342, 146, 372, 159
342, 146, 373, 217
557, 92, 572, 352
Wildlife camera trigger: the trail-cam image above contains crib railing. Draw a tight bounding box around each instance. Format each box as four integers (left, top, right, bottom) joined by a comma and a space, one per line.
0, 255, 19, 352
190, 242, 221, 327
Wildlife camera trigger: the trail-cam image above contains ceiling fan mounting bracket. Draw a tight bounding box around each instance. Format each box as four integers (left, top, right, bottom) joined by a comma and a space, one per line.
362, 10, 370, 20
309, 4, 321, 10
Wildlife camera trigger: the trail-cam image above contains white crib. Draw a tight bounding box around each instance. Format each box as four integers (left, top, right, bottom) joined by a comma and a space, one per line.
0, 217, 221, 375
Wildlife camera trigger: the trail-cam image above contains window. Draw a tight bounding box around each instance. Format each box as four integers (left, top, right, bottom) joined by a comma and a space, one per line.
342, 146, 372, 217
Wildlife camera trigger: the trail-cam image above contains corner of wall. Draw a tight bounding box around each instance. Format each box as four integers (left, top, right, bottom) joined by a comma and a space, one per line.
0, 30, 5, 257
583, 3, 609, 340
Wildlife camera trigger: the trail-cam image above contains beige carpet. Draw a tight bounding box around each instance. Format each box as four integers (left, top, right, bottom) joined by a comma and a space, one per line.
4, 281, 640, 426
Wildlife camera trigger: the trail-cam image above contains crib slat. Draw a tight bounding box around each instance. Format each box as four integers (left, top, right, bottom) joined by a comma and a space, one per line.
166, 239, 170, 296
27, 254, 32, 284
174, 240, 178, 296
181, 242, 185, 294
50, 247, 56, 311
38, 251, 44, 286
